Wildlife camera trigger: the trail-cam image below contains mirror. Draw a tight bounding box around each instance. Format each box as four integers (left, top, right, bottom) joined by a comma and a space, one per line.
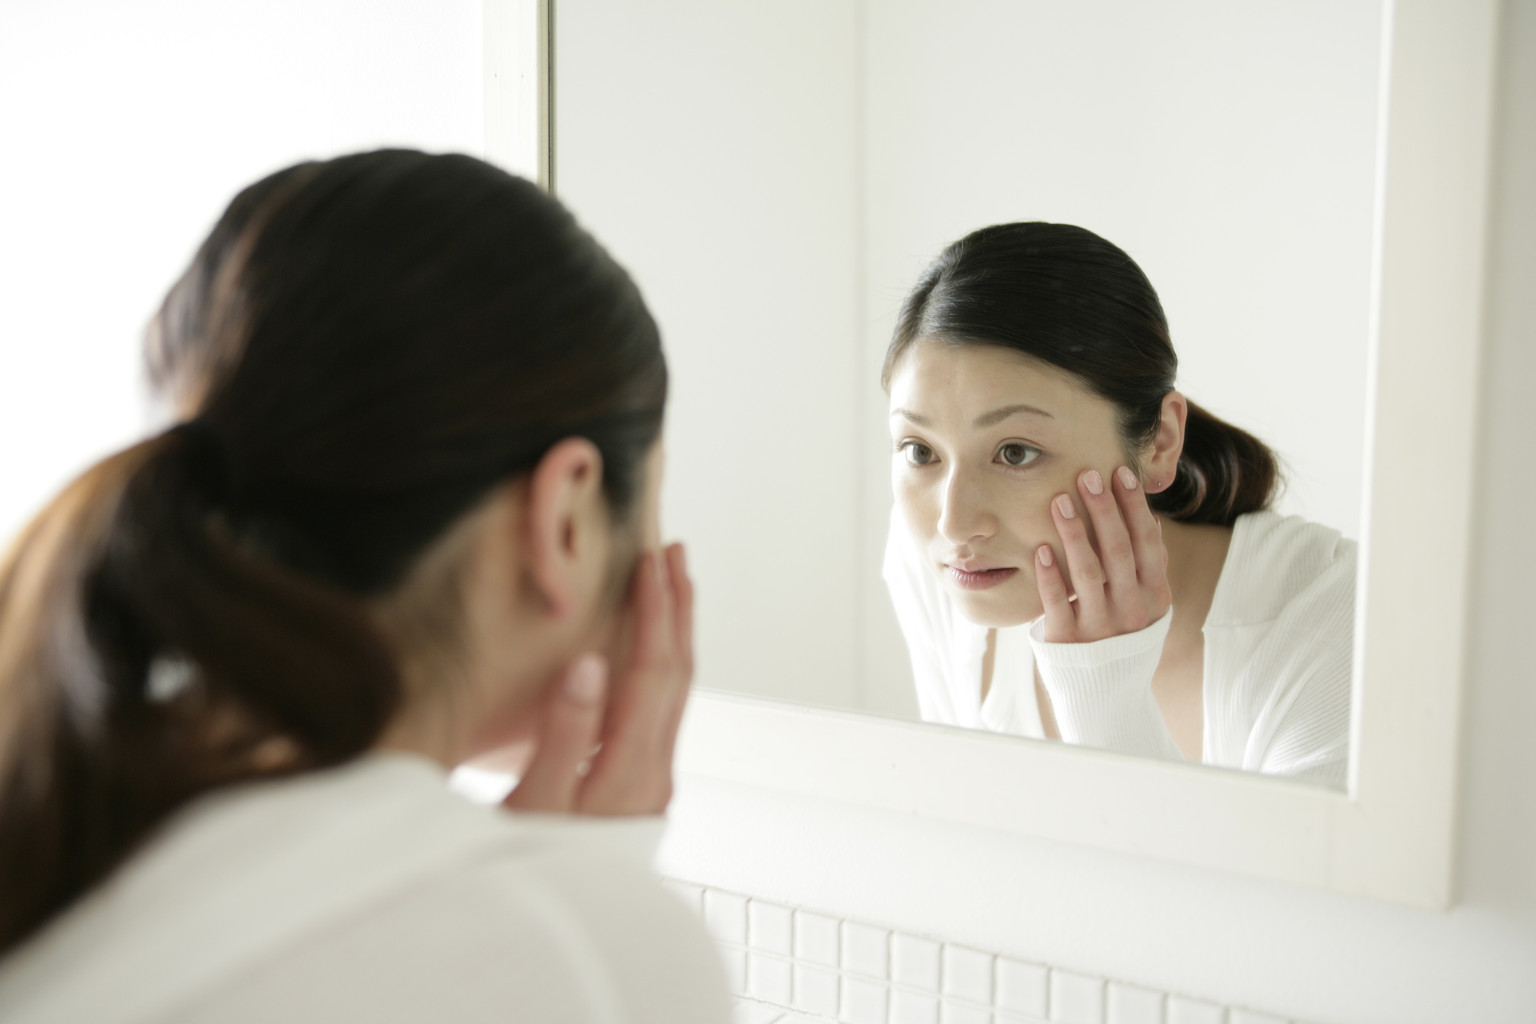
548, 0, 1382, 785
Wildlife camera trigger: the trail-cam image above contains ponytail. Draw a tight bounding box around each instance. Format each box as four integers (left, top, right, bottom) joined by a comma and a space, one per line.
1149, 399, 1282, 526
0, 426, 400, 955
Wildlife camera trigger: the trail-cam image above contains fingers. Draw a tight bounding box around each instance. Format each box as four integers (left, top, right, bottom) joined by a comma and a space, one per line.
1111, 466, 1168, 587
580, 544, 693, 815
1050, 487, 1108, 628
503, 655, 607, 812
1034, 543, 1076, 642
1076, 469, 1139, 604
660, 543, 694, 753
1045, 467, 1171, 642
501, 543, 695, 818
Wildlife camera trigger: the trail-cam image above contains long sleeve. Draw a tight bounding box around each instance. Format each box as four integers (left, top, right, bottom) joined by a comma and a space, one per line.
1028, 610, 1184, 761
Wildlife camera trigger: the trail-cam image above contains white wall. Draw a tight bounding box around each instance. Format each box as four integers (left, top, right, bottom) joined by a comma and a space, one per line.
553, 0, 868, 710
0, 0, 483, 546
661, 4, 1536, 1020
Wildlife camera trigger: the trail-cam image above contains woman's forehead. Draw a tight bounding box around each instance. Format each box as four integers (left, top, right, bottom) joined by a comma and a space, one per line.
888, 339, 1094, 412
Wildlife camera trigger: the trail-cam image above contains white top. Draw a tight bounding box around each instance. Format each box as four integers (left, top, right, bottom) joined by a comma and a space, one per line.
0, 754, 731, 1024
883, 509, 1355, 787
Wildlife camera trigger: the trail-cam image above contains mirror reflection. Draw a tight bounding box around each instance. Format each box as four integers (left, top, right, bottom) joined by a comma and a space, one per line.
553, 0, 1383, 788
883, 223, 1352, 784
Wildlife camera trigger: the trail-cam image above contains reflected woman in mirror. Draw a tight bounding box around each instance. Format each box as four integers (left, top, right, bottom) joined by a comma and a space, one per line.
0, 151, 728, 1020
883, 222, 1354, 787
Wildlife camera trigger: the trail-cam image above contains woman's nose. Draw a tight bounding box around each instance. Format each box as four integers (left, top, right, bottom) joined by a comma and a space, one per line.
936, 469, 996, 546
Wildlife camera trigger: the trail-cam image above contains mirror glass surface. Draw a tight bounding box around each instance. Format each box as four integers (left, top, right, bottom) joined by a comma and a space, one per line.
553, 0, 1384, 786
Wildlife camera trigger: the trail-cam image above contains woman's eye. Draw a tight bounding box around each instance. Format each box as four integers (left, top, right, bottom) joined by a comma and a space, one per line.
899, 441, 937, 466
996, 442, 1041, 467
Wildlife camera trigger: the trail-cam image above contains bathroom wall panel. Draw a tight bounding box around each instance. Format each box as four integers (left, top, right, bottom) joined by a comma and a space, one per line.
680, 881, 1317, 1024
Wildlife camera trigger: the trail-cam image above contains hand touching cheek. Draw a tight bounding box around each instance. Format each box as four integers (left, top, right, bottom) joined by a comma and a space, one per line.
1034, 467, 1170, 643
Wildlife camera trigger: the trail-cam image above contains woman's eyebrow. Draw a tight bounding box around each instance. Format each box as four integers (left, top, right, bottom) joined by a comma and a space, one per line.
972, 403, 1054, 428
889, 403, 1055, 428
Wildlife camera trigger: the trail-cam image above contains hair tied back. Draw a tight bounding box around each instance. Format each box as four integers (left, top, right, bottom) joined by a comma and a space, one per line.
167, 418, 232, 504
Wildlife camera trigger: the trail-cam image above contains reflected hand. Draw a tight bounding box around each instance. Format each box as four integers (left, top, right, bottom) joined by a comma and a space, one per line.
1035, 467, 1171, 643
503, 543, 694, 815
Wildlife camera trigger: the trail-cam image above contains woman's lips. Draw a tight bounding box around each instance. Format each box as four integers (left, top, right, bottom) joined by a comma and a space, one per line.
944, 565, 1019, 591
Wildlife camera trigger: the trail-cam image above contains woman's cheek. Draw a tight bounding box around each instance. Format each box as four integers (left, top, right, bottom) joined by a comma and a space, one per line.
892, 473, 937, 542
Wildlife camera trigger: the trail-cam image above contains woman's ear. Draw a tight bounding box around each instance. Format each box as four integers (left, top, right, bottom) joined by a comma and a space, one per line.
523, 438, 606, 619
1144, 391, 1187, 494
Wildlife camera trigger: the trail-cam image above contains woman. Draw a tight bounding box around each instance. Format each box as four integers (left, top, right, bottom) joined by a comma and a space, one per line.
883, 222, 1354, 786
0, 151, 729, 1020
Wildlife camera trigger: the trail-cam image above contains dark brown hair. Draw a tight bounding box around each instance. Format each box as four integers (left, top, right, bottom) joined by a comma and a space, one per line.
884, 222, 1279, 524
0, 150, 666, 954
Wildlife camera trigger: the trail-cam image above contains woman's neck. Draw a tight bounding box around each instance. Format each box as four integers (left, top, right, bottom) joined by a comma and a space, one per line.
1159, 517, 1235, 630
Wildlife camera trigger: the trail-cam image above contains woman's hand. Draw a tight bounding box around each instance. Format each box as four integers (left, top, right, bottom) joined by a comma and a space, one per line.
504, 543, 694, 816
1035, 467, 1171, 643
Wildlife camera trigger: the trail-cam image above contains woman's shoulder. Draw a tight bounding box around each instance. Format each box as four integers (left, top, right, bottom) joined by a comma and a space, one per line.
175, 827, 732, 1023
0, 755, 728, 1023
1210, 510, 1357, 627
1231, 509, 1355, 564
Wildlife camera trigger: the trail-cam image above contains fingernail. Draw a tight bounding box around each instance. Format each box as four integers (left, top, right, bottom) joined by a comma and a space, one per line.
563, 655, 605, 705
1117, 466, 1138, 490
1083, 469, 1104, 496
1054, 494, 1076, 519
1038, 545, 1054, 567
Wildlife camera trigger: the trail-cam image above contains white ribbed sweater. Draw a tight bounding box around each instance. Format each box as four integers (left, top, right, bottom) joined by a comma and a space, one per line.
0, 755, 731, 1023
883, 509, 1355, 787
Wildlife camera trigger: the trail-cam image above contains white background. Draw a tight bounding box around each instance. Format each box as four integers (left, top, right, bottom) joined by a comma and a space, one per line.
0, 0, 483, 546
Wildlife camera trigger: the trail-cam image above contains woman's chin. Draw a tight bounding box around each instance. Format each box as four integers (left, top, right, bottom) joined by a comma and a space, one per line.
951, 589, 1042, 629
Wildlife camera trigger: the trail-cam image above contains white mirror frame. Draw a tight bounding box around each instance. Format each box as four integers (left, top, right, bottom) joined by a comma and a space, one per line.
488, 0, 1497, 908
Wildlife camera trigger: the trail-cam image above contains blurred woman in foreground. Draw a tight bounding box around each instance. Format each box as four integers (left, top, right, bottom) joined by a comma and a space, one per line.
0, 150, 728, 1021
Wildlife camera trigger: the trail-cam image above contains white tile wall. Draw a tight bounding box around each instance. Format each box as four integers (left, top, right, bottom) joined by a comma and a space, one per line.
940, 1003, 994, 1024
752, 900, 796, 956
942, 945, 994, 1005
1230, 1012, 1289, 1024
796, 964, 843, 1018
892, 935, 943, 992
996, 959, 1049, 1018
843, 976, 892, 1024
749, 952, 795, 1005
687, 882, 1310, 1024
707, 889, 750, 943
1165, 996, 1226, 1024
1106, 983, 1165, 1024
1051, 971, 1106, 1024
798, 912, 843, 969
844, 922, 892, 980
890, 988, 941, 1024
